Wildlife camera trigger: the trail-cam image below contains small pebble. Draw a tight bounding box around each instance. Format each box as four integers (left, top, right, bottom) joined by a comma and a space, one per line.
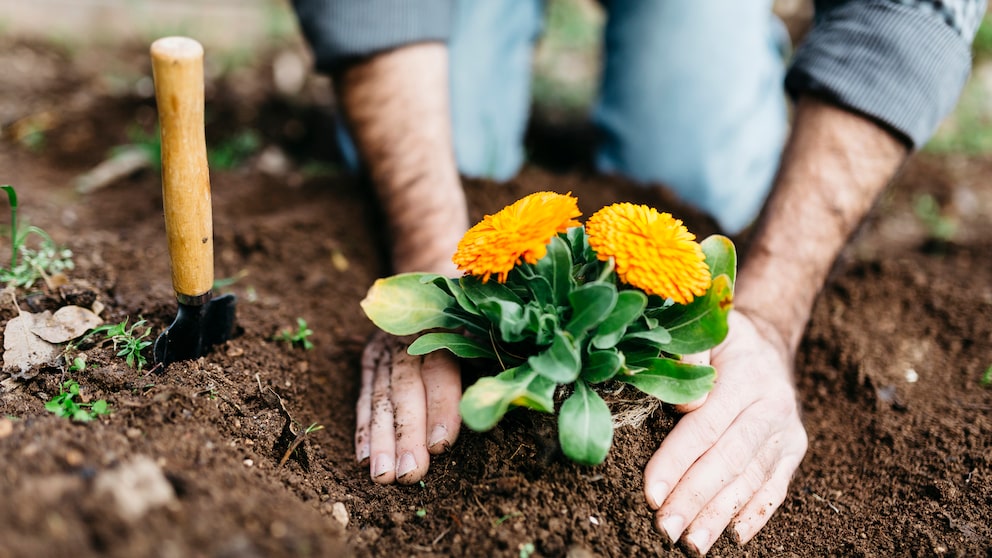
243, 458, 254, 467
905, 368, 919, 383
332, 502, 349, 528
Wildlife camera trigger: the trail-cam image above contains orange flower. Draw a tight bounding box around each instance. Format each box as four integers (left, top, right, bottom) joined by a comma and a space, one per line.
585, 203, 710, 304
453, 191, 582, 283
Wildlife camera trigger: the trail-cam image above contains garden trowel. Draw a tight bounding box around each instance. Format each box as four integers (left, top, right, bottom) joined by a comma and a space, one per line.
150, 37, 236, 366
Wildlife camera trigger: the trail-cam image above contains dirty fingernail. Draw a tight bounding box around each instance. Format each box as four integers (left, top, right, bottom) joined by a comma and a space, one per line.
732, 521, 750, 545
647, 481, 668, 509
396, 452, 417, 479
372, 453, 393, 478
428, 425, 449, 451
660, 515, 685, 545
356, 444, 370, 465
683, 528, 710, 556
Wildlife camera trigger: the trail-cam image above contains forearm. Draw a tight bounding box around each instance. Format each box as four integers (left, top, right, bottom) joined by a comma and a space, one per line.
735, 96, 908, 354
334, 43, 468, 274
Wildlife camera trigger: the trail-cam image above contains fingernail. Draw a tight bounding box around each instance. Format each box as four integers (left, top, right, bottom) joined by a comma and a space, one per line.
660, 514, 684, 545
428, 424, 449, 452
357, 444, 370, 465
372, 453, 393, 478
396, 452, 417, 479
683, 528, 710, 556
732, 521, 750, 545
647, 481, 668, 509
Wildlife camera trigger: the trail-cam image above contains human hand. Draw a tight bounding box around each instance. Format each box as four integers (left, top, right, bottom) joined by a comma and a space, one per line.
356, 330, 463, 484
643, 310, 808, 555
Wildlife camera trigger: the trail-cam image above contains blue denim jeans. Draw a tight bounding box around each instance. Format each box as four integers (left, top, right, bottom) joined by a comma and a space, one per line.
341, 0, 789, 233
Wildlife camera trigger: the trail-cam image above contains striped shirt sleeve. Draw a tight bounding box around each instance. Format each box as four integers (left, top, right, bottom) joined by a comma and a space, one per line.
785, 0, 987, 147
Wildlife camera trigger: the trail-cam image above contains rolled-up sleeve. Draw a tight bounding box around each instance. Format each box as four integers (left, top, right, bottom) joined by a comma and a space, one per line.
292, 0, 454, 72
785, 0, 987, 147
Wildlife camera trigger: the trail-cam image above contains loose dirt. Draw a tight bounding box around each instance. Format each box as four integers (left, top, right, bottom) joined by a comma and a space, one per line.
0, 39, 989, 557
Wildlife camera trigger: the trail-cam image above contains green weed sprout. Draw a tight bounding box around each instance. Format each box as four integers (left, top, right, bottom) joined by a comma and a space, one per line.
362, 192, 735, 466
45, 379, 111, 422
274, 318, 315, 350
86, 318, 154, 370
912, 194, 956, 242
1, 185, 75, 289
982, 365, 992, 387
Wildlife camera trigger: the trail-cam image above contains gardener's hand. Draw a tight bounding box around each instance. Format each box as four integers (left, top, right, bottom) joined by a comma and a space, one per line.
643, 310, 808, 555
356, 330, 463, 485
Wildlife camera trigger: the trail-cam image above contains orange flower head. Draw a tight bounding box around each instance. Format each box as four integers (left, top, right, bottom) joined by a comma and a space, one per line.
453, 191, 582, 283
585, 203, 711, 304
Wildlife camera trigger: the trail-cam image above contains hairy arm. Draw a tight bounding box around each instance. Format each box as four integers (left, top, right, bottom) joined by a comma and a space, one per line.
334, 42, 468, 275
334, 44, 467, 485
646, 95, 908, 555
735, 96, 908, 352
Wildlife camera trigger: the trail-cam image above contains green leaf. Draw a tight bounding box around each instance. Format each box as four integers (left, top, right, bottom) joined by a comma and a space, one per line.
360, 273, 460, 335
558, 381, 613, 466
565, 283, 618, 337
428, 275, 480, 316
657, 274, 733, 354
621, 327, 672, 345
91, 400, 109, 415
460, 275, 525, 307
408, 332, 498, 360
535, 235, 573, 305
592, 290, 648, 349
522, 274, 554, 306
701, 235, 737, 285
618, 357, 716, 405
1, 185, 16, 208
479, 299, 528, 343
582, 349, 624, 383
460, 366, 555, 431
528, 329, 581, 383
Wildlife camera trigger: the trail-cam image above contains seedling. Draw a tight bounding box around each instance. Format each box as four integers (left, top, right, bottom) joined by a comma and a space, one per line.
1, 185, 75, 289
278, 422, 324, 467
519, 542, 536, 558
913, 194, 957, 241
85, 317, 154, 370
982, 365, 992, 387
208, 130, 260, 170
274, 318, 314, 350
45, 379, 111, 422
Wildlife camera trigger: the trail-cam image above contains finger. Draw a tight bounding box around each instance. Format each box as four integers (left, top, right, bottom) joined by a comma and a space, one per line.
390, 347, 431, 484
644, 380, 751, 512
653, 398, 785, 544
421, 350, 462, 455
368, 346, 397, 484
732, 428, 807, 545
356, 340, 380, 465
673, 351, 711, 414
680, 436, 790, 555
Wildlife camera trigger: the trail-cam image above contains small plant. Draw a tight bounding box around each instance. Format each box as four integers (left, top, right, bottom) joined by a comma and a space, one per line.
278, 422, 324, 467
519, 542, 536, 558
208, 130, 260, 170
913, 194, 957, 241
982, 365, 992, 387
45, 379, 111, 422
86, 317, 154, 370
1, 185, 75, 289
274, 318, 315, 350
362, 192, 735, 465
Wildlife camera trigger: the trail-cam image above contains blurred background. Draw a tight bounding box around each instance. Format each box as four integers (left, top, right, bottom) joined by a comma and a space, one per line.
0, 0, 990, 154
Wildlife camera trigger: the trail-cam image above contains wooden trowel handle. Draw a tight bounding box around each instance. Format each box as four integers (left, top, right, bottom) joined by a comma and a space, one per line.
151, 37, 213, 302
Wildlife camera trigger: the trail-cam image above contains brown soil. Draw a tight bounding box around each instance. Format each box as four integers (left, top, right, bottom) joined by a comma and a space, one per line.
1, 39, 990, 558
